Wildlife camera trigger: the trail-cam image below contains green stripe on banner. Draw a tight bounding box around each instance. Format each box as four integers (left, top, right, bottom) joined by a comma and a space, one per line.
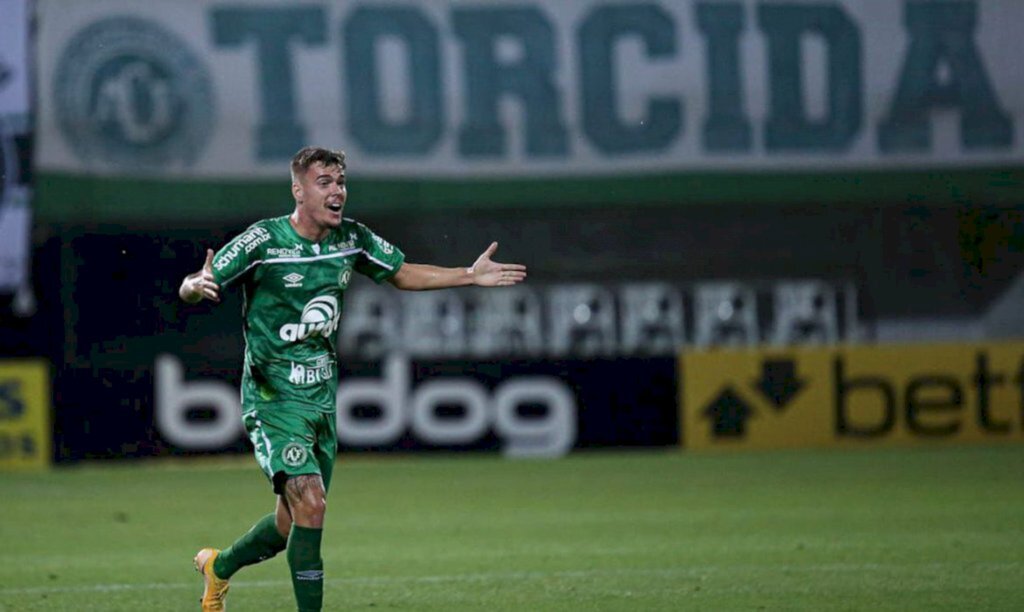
37, 167, 1024, 224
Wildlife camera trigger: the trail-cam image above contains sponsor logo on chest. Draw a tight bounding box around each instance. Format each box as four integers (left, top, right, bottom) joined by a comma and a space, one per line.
267, 243, 303, 258
288, 355, 334, 386
279, 296, 340, 342
214, 227, 271, 270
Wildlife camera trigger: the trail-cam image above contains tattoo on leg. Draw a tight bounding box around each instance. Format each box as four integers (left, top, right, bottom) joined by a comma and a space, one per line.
285, 475, 322, 508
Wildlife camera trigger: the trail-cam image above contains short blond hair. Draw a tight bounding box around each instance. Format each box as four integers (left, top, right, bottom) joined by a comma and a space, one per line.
290, 146, 346, 182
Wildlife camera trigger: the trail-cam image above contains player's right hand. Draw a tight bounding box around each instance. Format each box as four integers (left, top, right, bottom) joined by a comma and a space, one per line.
180, 248, 221, 304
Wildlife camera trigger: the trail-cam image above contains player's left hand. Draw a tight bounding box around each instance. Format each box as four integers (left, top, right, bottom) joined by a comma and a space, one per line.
470, 242, 527, 287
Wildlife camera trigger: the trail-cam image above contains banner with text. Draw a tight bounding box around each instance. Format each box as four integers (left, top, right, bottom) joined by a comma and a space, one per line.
54, 353, 678, 462
680, 342, 1024, 451
36, 0, 1024, 180
0, 360, 51, 470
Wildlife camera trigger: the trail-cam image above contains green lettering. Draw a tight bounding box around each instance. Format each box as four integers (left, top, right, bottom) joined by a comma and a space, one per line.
211, 7, 327, 159
452, 8, 568, 157
579, 4, 681, 154
758, 3, 862, 151
344, 7, 443, 155
696, 2, 750, 152
879, 1, 1013, 152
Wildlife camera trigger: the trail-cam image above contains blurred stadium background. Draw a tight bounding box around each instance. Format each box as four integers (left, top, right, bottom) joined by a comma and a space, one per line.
1, 0, 1022, 609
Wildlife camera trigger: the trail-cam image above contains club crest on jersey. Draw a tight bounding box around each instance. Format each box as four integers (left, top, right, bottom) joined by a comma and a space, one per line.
338, 268, 352, 289
278, 296, 340, 342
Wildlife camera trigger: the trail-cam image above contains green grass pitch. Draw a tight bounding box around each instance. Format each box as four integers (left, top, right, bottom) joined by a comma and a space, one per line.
1, 445, 1022, 611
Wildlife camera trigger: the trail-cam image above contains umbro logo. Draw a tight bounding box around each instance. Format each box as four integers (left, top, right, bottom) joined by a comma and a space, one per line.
283, 272, 304, 287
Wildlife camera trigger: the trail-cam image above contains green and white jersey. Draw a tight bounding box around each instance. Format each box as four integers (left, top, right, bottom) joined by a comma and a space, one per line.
211, 214, 405, 412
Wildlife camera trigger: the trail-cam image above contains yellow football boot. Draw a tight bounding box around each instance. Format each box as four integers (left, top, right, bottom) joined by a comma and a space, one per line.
193, 547, 230, 611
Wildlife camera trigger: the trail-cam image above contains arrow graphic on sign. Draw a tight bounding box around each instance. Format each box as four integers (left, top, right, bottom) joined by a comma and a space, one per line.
702, 386, 754, 438
753, 359, 804, 410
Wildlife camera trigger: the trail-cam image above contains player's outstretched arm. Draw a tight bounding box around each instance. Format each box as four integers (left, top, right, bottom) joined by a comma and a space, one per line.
388, 242, 527, 291
178, 248, 222, 304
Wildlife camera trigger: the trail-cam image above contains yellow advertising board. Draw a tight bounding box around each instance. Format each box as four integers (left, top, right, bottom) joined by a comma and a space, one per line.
0, 360, 52, 470
680, 342, 1024, 451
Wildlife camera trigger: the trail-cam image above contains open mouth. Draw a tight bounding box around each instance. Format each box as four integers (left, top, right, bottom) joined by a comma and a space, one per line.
326, 202, 342, 213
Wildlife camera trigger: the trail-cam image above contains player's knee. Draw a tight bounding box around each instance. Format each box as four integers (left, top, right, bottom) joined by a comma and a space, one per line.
291, 498, 326, 527
285, 475, 327, 524
294, 492, 326, 516
308, 495, 327, 517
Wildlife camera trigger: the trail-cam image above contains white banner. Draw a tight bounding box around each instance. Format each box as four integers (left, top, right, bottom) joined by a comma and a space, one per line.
35, 0, 1024, 179
0, 0, 32, 294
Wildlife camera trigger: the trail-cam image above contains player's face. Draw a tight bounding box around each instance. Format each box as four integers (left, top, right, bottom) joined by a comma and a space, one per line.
296, 162, 346, 229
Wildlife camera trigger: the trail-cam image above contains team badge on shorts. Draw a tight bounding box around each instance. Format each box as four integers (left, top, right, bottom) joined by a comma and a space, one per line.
281, 443, 308, 468
53, 17, 215, 167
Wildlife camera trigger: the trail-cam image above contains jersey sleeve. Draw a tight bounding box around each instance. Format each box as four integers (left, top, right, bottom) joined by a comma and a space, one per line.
353, 222, 405, 283
210, 223, 272, 286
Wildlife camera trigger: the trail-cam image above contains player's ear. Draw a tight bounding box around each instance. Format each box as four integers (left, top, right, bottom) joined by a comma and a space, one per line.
291, 180, 302, 202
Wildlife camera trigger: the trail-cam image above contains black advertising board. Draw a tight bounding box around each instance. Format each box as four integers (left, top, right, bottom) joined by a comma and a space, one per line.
55, 353, 678, 461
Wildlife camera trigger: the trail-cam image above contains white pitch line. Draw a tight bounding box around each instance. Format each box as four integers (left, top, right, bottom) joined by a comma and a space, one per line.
0, 562, 1018, 597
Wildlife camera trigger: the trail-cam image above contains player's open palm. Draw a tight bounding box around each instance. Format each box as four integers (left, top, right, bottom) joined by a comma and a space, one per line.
471, 242, 527, 287
182, 249, 221, 303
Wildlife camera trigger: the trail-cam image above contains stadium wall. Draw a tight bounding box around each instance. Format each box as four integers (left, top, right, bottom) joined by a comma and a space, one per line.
31, 0, 1024, 223
3, 0, 1023, 463
35, 217, 1020, 461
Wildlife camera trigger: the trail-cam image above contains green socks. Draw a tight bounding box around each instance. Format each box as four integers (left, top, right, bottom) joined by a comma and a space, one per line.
212, 513, 287, 579
207, 515, 324, 610
287, 525, 324, 612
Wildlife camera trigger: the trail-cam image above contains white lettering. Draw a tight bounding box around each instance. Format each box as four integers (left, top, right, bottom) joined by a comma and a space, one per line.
214, 227, 271, 271
335, 355, 577, 457
268, 246, 302, 258
288, 360, 333, 386
279, 321, 338, 342
372, 234, 395, 255
155, 354, 243, 449
279, 295, 342, 342
412, 380, 490, 444
335, 356, 408, 444
341, 280, 862, 358
493, 379, 576, 458
154, 352, 576, 456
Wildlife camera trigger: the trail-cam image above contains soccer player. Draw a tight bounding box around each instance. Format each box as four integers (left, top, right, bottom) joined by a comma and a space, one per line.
178, 146, 527, 611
